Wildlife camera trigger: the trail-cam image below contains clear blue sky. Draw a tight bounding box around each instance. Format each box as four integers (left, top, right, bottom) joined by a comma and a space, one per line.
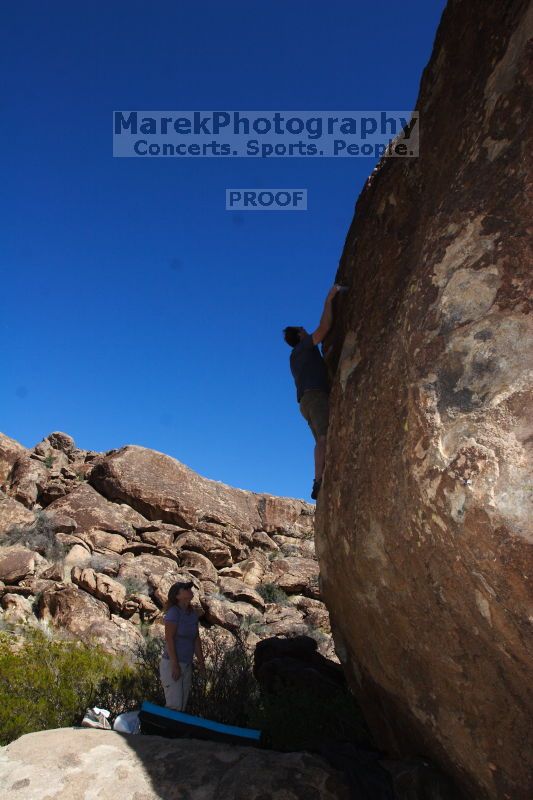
1, 0, 446, 502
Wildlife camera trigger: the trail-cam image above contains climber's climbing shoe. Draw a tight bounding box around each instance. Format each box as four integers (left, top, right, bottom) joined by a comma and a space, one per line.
311, 478, 322, 500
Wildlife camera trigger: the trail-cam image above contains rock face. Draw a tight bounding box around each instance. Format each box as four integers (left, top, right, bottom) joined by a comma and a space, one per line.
0, 434, 27, 489
0, 727, 352, 800
88, 444, 312, 534
315, 2, 533, 799
0, 431, 333, 661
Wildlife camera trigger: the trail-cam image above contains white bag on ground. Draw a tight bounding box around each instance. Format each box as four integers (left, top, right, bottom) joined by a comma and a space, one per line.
113, 710, 141, 734
81, 707, 112, 729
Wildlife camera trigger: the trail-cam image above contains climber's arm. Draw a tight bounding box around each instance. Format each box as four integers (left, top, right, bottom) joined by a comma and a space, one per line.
311, 285, 341, 344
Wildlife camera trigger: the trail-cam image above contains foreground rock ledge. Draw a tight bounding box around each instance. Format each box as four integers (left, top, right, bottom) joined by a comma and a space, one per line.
316, 1, 533, 799
0, 727, 351, 800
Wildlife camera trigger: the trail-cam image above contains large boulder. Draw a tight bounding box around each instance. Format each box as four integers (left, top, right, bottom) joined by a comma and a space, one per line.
258, 494, 315, 537
0, 593, 34, 623
37, 583, 110, 633
289, 595, 331, 632
116, 553, 198, 608
71, 566, 127, 612
254, 635, 346, 699
0, 492, 35, 532
261, 604, 307, 637
8, 457, 49, 509
236, 556, 267, 587
82, 613, 144, 656
37, 431, 77, 457
267, 556, 320, 597
315, 2, 533, 799
45, 483, 140, 537
174, 530, 233, 567
217, 576, 266, 611
199, 593, 260, 631
0, 728, 351, 799
78, 529, 129, 554
0, 433, 27, 489
178, 549, 219, 582
0, 548, 36, 584
88, 444, 314, 533
34, 582, 141, 656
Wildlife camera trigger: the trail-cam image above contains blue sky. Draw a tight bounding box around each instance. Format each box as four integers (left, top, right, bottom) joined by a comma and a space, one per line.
1, 0, 446, 502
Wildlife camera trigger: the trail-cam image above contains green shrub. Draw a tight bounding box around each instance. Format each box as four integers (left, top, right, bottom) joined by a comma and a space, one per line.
280, 543, 301, 557
88, 553, 121, 575
0, 623, 163, 745
0, 620, 370, 755
43, 454, 54, 468
0, 625, 115, 744
115, 575, 150, 598
187, 626, 261, 728
256, 582, 290, 605
237, 613, 262, 631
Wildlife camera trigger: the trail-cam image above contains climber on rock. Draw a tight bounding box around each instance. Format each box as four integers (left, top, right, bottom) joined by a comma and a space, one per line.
283, 284, 342, 500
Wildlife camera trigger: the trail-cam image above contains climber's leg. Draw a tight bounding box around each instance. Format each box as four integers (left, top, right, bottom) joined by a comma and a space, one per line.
299, 390, 330, 486
314, 434, 327, 480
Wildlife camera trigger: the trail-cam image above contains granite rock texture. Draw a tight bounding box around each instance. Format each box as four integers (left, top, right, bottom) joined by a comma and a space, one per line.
315, 2, 533, 799
0, 727, 352, 800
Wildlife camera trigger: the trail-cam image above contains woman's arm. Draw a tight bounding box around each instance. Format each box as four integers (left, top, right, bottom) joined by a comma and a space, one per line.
164, 621, 180, 676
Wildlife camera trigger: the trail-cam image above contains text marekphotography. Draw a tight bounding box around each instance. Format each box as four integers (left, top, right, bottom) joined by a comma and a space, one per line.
113, 111, 419, 158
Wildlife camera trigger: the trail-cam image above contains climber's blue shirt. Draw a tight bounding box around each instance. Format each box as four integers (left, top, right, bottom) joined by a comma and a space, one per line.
289, 333, 330, 403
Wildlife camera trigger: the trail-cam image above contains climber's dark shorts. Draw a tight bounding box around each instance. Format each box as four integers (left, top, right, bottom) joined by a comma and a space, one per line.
299, 390, 330, 442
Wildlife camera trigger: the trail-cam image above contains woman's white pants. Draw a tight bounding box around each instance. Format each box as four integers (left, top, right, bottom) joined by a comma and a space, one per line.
159, 657, 192, 711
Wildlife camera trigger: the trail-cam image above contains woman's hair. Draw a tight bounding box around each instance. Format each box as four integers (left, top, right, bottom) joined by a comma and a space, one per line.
163, 582, 193, 613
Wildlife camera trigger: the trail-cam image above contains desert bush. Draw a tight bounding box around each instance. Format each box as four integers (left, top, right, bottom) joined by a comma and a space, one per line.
187, 626, 261, 727
0, 620, 173, 745
88, 553, 121, 575
115, 574, 150, 597
6, 511, 66, 564
0, 618, 371, 755
93, 625, 165, 716
0, 625, 128, 745
256, 582, 290, 605
237, 613, 262, 632
280, 543, 301, 557
112, 622, 263, 728
237, 614, 269, 637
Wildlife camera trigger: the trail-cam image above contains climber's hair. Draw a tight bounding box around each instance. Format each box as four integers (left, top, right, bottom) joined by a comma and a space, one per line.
283, 326, 302, 347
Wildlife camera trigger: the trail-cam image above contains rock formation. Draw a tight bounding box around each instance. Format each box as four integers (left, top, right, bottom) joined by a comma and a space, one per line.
0, 431, 333, 660
316, 1, 533, 799
0, 727, 352, 800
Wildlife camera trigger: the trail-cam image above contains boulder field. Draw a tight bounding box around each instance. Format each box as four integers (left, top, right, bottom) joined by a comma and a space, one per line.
0, 431, 331, 660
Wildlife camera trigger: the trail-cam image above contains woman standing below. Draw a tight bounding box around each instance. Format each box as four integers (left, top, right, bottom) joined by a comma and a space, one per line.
159, 580, 206, 711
